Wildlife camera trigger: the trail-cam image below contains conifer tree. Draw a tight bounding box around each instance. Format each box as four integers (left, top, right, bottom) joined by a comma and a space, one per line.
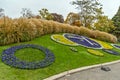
112, 6, 120, 39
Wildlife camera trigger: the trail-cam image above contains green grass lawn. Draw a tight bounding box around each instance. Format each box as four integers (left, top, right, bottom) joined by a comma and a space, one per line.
0, 34, 120, 80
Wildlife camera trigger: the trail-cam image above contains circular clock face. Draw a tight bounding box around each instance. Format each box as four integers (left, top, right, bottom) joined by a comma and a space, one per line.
64, 33, 102, 49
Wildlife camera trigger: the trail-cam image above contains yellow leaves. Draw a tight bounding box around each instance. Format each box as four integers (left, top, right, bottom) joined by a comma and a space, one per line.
94, 15, 115, 32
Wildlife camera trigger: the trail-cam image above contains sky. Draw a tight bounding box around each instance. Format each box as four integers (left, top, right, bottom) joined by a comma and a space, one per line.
0, 0, 120, 19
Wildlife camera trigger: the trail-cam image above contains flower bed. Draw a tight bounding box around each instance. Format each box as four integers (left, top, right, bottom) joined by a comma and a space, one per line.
64, 33, 102, 49
87, 49, 104, 57
102, 49, 119, 55
91, 38, 113, 49
51, 34, 78, 46
111, 44, 120, 49
1, 44, 55, 69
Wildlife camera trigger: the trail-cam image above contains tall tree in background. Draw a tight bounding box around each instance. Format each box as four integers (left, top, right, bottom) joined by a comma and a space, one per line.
39, 8, 53, 20
21, 8, 34, 18
65, 12, 81, 27
71, 0, 103, 28
112, 6, 120, 39
65, 12, 80, 24
0, 8, 4, 18
51, 13, 64, 23
94, 16, 115, 32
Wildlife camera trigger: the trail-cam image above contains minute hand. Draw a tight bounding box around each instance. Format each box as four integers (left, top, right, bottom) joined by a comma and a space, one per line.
69, 36, 94, 45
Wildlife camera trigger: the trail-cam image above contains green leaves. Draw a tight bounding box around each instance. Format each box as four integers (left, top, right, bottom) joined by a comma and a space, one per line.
39, 8, 53, 20
112, 6, 120, 38
71, 0, 103, 28
94, 16, 115, 33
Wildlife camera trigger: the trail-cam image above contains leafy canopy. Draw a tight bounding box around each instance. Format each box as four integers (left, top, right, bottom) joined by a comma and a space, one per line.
0, 8, 4, 18
39, 8, 53, 20
94, 15, 115, 33
71, 0, 103, 28
65, 12, 81, 26
112, 6, 120, 37
20, 8, 34, 18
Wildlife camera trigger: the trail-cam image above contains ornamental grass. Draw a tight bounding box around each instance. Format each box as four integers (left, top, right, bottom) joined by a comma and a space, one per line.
91, 30, 117, 43
79, 27, 93, 37
0, 17, 117, 45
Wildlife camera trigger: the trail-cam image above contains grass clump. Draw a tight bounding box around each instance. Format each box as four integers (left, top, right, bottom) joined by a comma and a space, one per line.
0, 17, 117, 45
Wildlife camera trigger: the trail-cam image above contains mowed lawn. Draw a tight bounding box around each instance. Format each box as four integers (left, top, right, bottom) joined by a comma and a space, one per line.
0, 34, 120, 80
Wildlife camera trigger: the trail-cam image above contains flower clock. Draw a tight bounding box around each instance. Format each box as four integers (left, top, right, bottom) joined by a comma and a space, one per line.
1, 44, 55, 69
91, 38, 113, 49
64, 33, 102, 49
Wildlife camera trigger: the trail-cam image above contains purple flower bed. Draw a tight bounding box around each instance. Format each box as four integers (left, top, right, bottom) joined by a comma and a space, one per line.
1, 44, 55, 69
64, 33, 102, 49
102, 49, 119, 55
111, 44, 120, 49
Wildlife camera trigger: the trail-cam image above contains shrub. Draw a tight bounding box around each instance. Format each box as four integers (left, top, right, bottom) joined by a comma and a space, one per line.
73, 27, 81, 34
91, 30, 117, 43
13, 18, 37, 42
30, 19, 44, 36
0, 17, 117, 45
79, 27, 92, 37
0, 17, 15, 45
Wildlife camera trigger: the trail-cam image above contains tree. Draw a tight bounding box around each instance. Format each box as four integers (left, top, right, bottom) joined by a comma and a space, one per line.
21, 8, 34, 18
112, 6, 120, 38
0, 8, 4, 18
94, 15, 115, 32
71, 0, 103, 28
39, 8, 53, 20
65, 12, 81, 26
51, 13, 64, 23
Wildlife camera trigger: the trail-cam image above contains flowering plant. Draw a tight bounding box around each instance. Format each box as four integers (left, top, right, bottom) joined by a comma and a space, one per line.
1, 44, 55, 69
102, 49, 119, 55
91, 38, 113, 49
64, 33, 102, 49
111, 44, 120, 49
87, 49, 104, 57
51, 34, 78, 46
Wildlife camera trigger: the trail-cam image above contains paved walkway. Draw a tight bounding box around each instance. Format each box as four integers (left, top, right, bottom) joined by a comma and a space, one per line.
56, 62, 120, 80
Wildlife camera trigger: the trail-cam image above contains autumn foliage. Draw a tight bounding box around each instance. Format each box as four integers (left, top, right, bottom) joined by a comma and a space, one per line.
0, 17, 117, 45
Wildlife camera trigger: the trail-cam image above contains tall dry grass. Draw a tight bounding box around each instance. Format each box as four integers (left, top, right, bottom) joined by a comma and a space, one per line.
79, 27, 93, 37
0, 17, 117, 45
